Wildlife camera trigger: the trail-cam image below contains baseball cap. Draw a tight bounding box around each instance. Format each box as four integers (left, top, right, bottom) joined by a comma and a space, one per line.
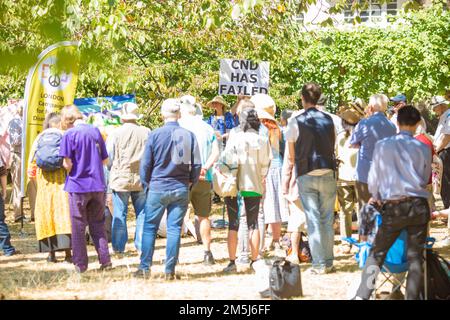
390, 94, 407, 103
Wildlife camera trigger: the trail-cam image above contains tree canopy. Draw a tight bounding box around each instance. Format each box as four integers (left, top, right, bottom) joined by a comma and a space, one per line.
1, 0, 449, 128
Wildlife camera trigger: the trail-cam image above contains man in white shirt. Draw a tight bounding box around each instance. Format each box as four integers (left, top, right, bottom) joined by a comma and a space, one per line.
178, 95, 220, 265
431, 96, 450, 247
284, 83, 337, 275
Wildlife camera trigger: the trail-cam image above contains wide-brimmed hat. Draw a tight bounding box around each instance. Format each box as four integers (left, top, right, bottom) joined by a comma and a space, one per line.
250, 93, 276, 121
430, 96, 449, 109
179, 95, 196, 114
338, 102, 365, 125
348, 98, 366, 116
339, 109, 361, 125
206, 96, 228, 109
114, 102, 142, 120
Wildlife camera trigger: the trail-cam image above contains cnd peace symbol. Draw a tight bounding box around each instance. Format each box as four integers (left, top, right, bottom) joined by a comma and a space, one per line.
48, 75, 61, 87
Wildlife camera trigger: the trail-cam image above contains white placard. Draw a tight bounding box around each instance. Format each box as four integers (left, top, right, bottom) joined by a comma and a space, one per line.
218, 58, 270, 96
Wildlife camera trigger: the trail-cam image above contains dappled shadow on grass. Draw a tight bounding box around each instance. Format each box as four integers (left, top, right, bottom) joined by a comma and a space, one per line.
0, 265, 72, 290
181, 268, 255, 281
178, 257, 229, 266
0, 255, 48, 265
334, 264, 360, 273
178, 237, 227, 249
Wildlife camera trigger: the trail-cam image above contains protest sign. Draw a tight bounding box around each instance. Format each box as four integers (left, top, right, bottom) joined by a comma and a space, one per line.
218, 59, 269, 96
21, 41, 80, 195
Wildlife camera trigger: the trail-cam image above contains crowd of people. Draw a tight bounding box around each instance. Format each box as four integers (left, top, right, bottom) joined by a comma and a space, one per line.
0, 84, 449, 299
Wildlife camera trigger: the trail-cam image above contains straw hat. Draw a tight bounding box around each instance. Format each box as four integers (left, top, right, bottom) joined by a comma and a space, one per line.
430, 96, 449, 110
338, 101, 365, 125
339, 109, 361, 125
250, 93, 276, 121
348, 98, 366, 116
206, 96, 228, 109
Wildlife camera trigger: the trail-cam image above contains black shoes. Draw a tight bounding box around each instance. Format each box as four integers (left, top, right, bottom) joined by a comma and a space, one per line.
164, 273, 181, 281
212, 194, 222, 204
99, 262, 113, 271
47, 253, 57, 263
203, 251, 215, 265
223, 261, 237, 273
4, 250, 20, 257
133, 269, 150, 279
14, 216, 30, 223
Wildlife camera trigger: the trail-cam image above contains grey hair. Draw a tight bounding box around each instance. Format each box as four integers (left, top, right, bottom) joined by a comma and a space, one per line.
369, 94, 389, 112
161, 98, 181, 119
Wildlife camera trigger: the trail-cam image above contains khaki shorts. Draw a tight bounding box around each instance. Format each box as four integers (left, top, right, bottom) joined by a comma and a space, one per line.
189, 180, 212, 217
287, 199, 307, 233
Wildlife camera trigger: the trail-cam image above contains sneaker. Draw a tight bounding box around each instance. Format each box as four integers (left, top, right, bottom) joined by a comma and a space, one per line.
250, 259, 264, 272
236, 255, 250, 265
285, 254, 300, 265
223, 261, 237, 274
306, 267, 325, 275
212, 195, 222, 204
113, 251, 125, 258
164, 273, 181, 281
324, 266, 336, 274
99, 262, 113, 271
4, 250, 20, 257
14, 216, 24, 223
133, 269, 150, 279
203, 251, 215, 265
306, 266, 335, 275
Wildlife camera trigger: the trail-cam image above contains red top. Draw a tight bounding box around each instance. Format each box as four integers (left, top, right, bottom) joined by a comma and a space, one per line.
415, 133, 435, 184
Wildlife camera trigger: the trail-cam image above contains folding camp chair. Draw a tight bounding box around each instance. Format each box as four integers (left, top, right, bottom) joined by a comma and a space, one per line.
343, 213, 435, 300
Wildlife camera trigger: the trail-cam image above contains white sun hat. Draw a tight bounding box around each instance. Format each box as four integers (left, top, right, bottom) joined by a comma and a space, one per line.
117, 102, 143, 120
250, 93, 276, 121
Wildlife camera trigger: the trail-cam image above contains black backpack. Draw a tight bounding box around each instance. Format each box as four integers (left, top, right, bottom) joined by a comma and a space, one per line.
422, 249, 450, 300
35, 131, 63, 171
269, 259, 303, 300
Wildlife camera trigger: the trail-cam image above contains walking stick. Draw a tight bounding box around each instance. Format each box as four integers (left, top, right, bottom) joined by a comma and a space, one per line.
18, 197, 27, 238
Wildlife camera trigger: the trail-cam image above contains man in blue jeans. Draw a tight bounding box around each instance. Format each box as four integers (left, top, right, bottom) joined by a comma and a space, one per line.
285, 82, 337, 275
107, 102, 150, 254
134, 98, 201, 280
0, 158, 18, 256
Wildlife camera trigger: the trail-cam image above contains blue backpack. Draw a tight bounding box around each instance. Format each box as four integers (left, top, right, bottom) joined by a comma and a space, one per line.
35, 131, 63, 171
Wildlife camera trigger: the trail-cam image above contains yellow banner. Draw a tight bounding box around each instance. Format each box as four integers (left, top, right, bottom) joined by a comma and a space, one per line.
21, 41, 80, 195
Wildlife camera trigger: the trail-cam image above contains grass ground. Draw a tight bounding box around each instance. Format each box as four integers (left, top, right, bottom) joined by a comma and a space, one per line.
1, 188, 449, 300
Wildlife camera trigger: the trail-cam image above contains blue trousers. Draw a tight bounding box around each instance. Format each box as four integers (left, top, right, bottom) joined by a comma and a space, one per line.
0, 195, 16, 255
139, 187, 189, 274
297, 172, 337, 269
111, 190, 146, 253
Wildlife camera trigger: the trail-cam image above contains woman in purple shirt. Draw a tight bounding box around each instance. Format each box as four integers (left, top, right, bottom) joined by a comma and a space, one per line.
59, 105, 112, 273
